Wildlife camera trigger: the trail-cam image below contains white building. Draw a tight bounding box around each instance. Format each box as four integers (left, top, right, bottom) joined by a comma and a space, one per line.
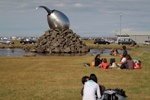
116, 32, 150, 43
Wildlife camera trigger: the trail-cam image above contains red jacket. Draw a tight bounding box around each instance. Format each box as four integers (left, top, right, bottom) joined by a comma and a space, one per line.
101, 62, 109, 69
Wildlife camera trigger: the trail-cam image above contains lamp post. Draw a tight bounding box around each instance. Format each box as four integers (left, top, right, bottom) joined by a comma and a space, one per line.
120, 13, 122, 38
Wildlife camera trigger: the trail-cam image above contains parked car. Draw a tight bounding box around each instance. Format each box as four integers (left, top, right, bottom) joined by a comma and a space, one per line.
143, 40, 150, 45
20, 38, 36, 44
117, 37, 137, 45
0, 39, 14, 44
94, 39, 110, 45
107, 40, 115, 43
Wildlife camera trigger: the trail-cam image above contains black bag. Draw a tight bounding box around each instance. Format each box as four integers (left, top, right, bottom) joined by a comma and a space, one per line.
102, 88, 127, 100
103, 90, 118, 100
84, 63, 90, 67
113, 88, 127, 98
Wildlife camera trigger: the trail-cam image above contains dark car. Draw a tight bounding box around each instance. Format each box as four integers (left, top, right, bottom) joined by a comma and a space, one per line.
118, 38, 136, 45
94, 39, 110, 45
20, 38, 36, 44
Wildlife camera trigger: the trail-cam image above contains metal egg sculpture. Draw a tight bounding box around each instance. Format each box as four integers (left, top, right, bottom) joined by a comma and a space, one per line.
36, 6, 70, 30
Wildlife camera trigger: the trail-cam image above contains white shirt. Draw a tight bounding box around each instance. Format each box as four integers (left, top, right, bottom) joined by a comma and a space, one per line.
82, 80, 101, 100
121, 57, 126, 63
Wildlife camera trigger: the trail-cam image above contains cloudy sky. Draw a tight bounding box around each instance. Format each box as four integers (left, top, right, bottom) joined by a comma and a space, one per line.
0, 0, 150, 37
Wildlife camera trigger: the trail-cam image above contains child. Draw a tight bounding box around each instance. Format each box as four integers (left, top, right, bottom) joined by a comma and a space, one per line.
101, 58, 110, 69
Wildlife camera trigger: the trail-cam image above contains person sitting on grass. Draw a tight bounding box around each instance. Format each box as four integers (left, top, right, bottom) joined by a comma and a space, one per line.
125, 54, 134, 70
113, 48, 118, 56
82, 74, 102, 100
81, 76, 89, 96
94, 54, 102, 68
100, 58, 110, 69
116, 54, 127, 69
110, 48, 118, 56
89, 74, 106, 96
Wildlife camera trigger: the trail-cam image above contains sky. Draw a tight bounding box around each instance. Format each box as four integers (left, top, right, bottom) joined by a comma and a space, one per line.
0, 0, 150, 37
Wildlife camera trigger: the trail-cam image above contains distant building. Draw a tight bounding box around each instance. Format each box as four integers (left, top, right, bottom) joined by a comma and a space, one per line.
116, 32, 150, 43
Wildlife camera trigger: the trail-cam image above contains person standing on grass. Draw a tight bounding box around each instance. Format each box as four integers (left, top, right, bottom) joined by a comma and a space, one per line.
122, 45, 128, 57
82, 74, 101, 100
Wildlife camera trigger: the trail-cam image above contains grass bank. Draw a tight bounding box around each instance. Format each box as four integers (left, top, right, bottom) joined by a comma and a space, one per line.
0, 39, 140, 50
0, 46, 150, 100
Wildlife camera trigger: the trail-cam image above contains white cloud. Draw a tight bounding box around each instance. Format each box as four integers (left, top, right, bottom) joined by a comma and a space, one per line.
0, 0, 150, 37
74, 3, 84, 8
116, 28, 150, 36
55, 3, 65, 7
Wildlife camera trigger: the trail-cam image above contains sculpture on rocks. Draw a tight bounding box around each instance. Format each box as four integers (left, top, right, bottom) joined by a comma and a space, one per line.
36, 6, 70, 30
29, 6, 89, 54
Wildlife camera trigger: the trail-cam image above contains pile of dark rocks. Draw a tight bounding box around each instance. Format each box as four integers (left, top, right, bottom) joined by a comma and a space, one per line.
30, 29, 89, 53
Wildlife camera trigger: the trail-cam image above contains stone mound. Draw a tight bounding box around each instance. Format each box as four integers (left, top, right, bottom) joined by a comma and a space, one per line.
30, 29, 89, 53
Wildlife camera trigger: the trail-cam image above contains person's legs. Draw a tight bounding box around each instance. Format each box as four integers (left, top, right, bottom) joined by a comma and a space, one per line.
97, 64, 101, 68
120, 63, 126, 69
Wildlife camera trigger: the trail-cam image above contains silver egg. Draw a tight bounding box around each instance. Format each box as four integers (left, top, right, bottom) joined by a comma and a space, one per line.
36, 6, 70, 30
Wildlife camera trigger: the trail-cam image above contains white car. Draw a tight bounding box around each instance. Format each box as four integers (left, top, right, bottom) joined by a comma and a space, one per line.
143, 40, 150, 45
0, 39, 14, 44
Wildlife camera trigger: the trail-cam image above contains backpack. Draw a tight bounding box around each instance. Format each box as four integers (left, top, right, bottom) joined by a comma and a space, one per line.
102, 90, 118, 100
91, 61, 95, 67
102, 88, 127, 100
133, 58, 141, 69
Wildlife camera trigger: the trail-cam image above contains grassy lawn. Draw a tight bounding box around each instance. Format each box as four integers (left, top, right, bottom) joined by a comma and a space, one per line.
0, 40, 150, 100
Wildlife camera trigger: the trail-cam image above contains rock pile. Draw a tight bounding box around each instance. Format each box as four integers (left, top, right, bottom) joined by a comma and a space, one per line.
30, 29, 89, 53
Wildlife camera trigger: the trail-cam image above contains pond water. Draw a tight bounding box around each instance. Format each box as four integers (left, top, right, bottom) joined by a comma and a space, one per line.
0, 48, 31, 57
0, 48, 123, 57
89, 49, 122, 56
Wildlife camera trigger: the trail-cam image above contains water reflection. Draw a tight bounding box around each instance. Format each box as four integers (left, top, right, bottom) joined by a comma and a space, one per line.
89, 49, 122, 56
0, 48, 31, 57
0, 48, 123, 57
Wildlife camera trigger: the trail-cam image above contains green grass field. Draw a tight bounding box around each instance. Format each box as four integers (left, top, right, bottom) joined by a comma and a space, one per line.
0, 41, 150, 100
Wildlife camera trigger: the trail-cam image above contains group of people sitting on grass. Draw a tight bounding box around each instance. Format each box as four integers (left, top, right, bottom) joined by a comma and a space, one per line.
90, 45, 141, 70
81, 73, 127, 100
